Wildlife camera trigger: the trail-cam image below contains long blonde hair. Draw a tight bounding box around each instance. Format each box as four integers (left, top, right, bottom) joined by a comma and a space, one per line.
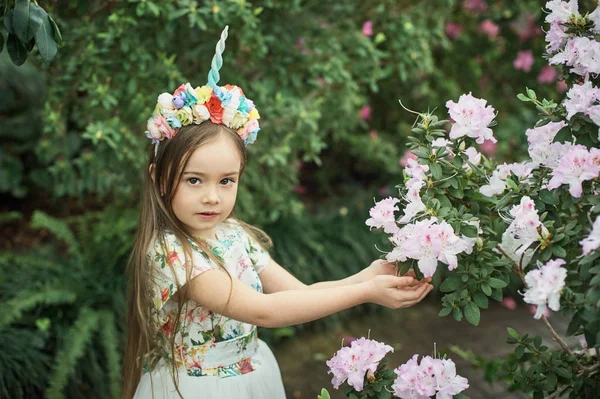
122, 121, 272, 399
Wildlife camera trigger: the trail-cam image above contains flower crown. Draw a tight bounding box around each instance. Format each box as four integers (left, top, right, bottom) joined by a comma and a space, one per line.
144, 26, 261, 153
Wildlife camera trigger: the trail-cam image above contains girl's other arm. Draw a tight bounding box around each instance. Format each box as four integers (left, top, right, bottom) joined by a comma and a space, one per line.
187, 269, 432, 328
258, 258, 428, 294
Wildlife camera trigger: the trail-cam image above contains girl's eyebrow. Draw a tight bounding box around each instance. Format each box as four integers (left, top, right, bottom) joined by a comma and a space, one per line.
183, 171, 239, 176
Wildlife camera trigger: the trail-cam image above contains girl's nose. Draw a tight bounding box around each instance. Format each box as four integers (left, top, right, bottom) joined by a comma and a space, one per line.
201, 187, 220, 204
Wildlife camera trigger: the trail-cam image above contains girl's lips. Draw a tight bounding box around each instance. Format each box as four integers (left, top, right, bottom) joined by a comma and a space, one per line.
197, 212, 219, 219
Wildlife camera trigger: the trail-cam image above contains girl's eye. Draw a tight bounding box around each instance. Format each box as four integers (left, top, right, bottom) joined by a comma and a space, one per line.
220, 178, 235, 185
187, 178, 201, 185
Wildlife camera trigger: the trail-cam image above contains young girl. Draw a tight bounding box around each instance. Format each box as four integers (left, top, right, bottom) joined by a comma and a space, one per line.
122, 27, 433, 399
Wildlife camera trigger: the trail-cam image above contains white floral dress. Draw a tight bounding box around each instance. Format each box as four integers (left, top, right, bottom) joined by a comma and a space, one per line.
133, 219, 286, 399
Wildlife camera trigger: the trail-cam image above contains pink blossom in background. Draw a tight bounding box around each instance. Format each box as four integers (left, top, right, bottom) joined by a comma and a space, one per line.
296, 161, 303, 170
399, 151, 417, 167
513, 50, 535, 72
360, 105, 372, 120
369, 130, 378, 140
320, 22, 329, 29
479, 139, 497, 157
557, 80, 568, 93
445, 22, 463, 39
524, 259, 567, 319
463, 0, 488, 14
316, 77, 325, 85
580, 215, 600, 256
366, 197, 401, 234
475, 55, 484, 63
295, 37, 305, 50
446, 93, 497, 144
502, 297, 517, 310
343, 336, 357, 345
378, 186, 390, 196
362, 20, 373, 37
511, 14, 542, 42
294, 185, 307, 195
537, 66, 558, 84
479, 19, 500, 40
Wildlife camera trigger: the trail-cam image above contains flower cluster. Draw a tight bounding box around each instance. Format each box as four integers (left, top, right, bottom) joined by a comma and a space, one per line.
499, 196, 548, 267
392, 354, 469, 399
387, 218, 474, 278
365, 197, 401, 234
563, 80, 600, 140
480, 162, 534, 197
523, 259, 568, 319
145, 82, 261, 146
547, 146, 600, 197
545, 1, 600, 76
445, 92, 497, 144
326, 338, 393, 391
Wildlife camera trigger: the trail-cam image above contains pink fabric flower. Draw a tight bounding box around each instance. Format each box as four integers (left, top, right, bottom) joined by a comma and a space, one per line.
366, 197, 401, 234
502, 297, 517, 310
445, 22, 463, 39
547, 147, 600, 198
360, 105, 372, 120
537, 66, 558, 84
479, 19, 500, 40
446, 93, 497, 144
580, 215, 600, 256
326, 338, 393, 391
362, 20, 373, 37
513, 50, 534, 72
524, 259, 567, 319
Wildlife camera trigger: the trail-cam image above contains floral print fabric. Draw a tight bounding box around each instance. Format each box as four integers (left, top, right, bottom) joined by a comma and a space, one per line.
148, 219, 270, 377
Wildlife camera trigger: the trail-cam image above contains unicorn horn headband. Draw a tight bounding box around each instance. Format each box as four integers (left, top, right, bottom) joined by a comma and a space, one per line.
144, 25, 261, 156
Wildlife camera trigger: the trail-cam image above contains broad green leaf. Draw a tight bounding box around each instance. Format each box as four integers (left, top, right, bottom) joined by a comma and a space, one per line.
13, 0, 47, 43
507, 327, 520, 339
440, 275, 462, 292
35, 15, 58, 64
539, 189, 558, 205
473, 292, 488, 309
438, 307, 452, 317
464, 301, 480, 326
48, 15, 63, 46
488, 277, 508, 289
7, 34, 28, 66
430, 162, 442, 180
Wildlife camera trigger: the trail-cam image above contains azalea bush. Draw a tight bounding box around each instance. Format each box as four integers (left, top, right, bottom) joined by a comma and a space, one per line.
321, 338, 469, 399
340, 1, 600, 398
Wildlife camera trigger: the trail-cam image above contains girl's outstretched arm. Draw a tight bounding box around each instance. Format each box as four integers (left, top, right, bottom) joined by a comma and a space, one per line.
187, 269, 432, 328
258, 258, 428, 294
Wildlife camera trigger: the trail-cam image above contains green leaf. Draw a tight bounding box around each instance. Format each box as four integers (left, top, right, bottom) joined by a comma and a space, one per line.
488, 278, 508, 289
317, 388, 331, 399
505, 178, 519, 192
35, 15, 58, 64
481, 283, 492, 296
473, 292, 488, 309
452, 307, 463, 322
440, 275, 462, 292
517, 93, 531, 102
430, 162, 442, 180
526, 87, 537, 101
464, 301, 480, 326
552, 245, 566, 258
13, 0, 47, 43
48, 15, 63, 47
507, 327, 520, 339
539, 189, 558, 205
515, 345, 524, 359
438, 307, 452, 317
0, 31, 3, 53
462, 223, 478, 238
4, 10, 15, 34
553, 126, 572, 144
7, 33, 28, 66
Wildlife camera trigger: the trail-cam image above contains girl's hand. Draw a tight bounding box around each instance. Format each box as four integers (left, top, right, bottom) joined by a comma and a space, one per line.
365, 275, 433, 309
358, 259, 432, 287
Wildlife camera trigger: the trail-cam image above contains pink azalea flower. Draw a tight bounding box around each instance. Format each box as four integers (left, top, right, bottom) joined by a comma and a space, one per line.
547, 147, 600, 198
511, 14, 542, 42
326, 338, 393, 391
378, 186, 390, 196
502, 297, 517, 310
545, 22, 569, 54
445, 22, 462, 39
545, 0, 579, 25
513, 50, 535, 72
366, 197, 401, 234
479, 19, 500, 40
524, 259, 567, 319
502, 196, 543, 257
557, 80, 568, 93
580, 216, 600, 256
590, 6, 600, 34
446, 93, 497, 144
360, 105, 372, 120
550, 37, 600, 76
537, 66, 558, 84
362, 20, 373, 37
563, 80, 600, 120
398, 179, 427, 224
480, 162, 534, 197
525, 121, 567, 166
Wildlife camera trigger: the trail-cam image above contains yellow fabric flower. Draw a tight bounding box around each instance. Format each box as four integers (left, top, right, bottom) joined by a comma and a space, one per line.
194, 85, 213, 104
176, 106, 194, 126
248, 108, 260, 120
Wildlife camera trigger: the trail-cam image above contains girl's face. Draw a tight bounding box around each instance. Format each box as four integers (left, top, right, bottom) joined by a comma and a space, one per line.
171, 134, 242, 239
